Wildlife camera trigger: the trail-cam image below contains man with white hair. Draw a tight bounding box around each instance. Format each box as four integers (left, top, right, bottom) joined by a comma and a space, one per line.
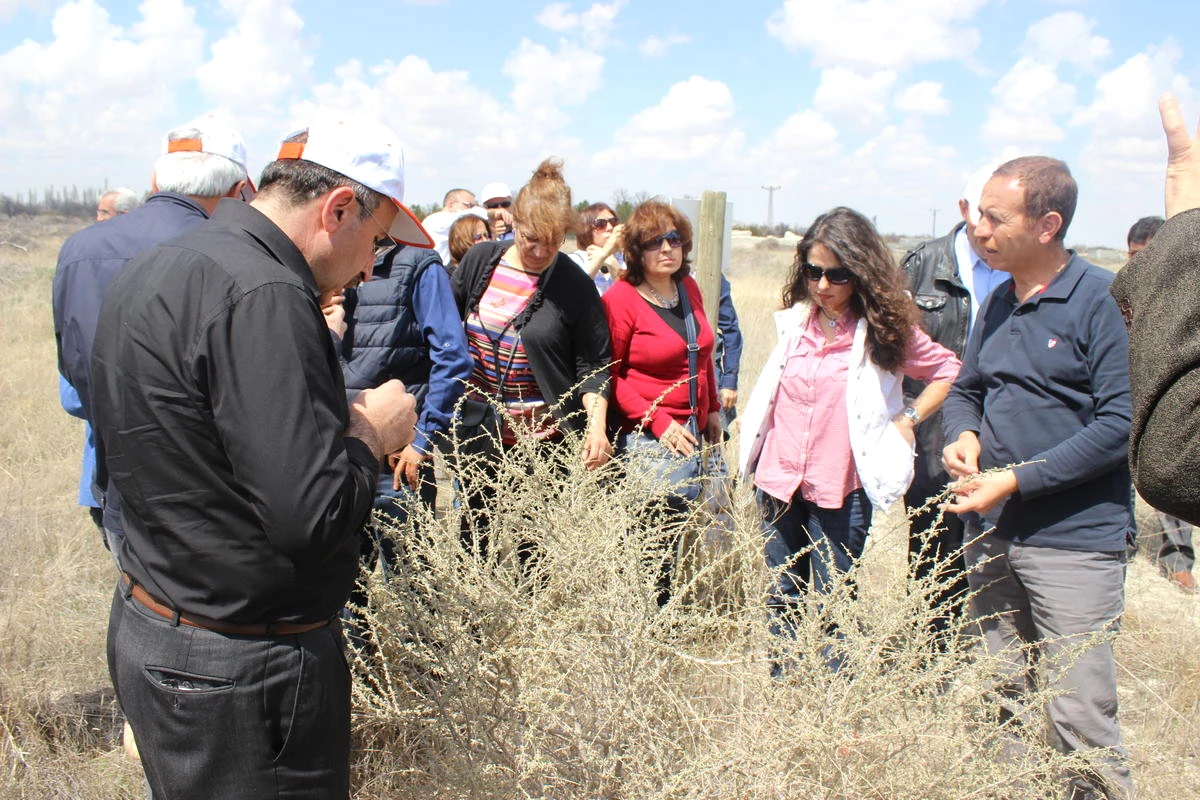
53, 111, 254, 551
900, 162, 1006, 650
91, 110, 423, 799
95, 187, 140, 220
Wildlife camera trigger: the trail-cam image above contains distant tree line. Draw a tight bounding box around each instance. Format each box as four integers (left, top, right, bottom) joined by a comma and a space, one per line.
734, 222, 805, 237
1, 185, 112, 218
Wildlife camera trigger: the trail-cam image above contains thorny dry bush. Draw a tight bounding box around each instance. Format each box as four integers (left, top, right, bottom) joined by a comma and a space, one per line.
345, 414, 1097, 800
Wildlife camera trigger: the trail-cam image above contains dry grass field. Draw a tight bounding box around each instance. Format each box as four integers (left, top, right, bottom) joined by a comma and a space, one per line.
0, 217, 1196, 798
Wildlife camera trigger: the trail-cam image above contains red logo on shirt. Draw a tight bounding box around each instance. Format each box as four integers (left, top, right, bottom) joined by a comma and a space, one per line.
1047, 338, 1058, 348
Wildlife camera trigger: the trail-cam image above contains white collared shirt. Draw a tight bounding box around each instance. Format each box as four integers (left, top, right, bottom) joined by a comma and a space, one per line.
954, 226, 1007, 336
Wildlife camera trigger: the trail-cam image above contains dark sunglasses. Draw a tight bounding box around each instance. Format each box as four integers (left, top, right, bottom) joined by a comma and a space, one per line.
470, 231, 491, 242
641, 230, 683, 251
801, 263, 853, 285
484, 199, 512, 210
591, 216, 619, 230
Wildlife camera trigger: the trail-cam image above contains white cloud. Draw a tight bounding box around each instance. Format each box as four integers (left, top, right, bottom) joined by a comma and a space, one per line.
534, 1, 625, 49
1020, 11, 1110, 71
1072, 41, 1191, 139
1069, 40, 1196, 236
981, 57, 1077, 145
893, 81, 949, 116
503, 38, 605, 128
0, 0, 49, 17
766, 0, 987, 70
858, 124, 957, 173
0, 0, 205, 163
749, 108, 840, 168
813, 67, 896, 132
305, 55, 530, 182
593, 76, 743, 166
195, 0, 312, 119
639, 33, 692, 59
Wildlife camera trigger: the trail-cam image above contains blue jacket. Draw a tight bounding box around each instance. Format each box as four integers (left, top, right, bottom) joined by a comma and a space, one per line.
52, 192, 210, 527
342, 245, 471, 455
53, 193, 210, 415
715, 274, 743, 391
942, 254, 1133, 552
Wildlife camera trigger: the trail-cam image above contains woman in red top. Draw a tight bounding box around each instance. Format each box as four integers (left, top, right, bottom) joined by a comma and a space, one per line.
604, 201, 722, 602
604, 201, 721, 458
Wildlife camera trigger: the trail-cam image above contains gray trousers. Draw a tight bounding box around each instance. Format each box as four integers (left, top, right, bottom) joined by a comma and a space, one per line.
1156, 511, 1195, 574
964, 527, 1132, 799
108, 585, 352, 800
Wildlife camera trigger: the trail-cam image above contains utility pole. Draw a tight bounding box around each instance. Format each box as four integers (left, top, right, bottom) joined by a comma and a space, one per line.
930, 208, 938, 237
762, 184, 781, 229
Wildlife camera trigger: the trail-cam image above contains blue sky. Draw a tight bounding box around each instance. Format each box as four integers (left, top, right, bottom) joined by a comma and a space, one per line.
0, 0, 1195, 248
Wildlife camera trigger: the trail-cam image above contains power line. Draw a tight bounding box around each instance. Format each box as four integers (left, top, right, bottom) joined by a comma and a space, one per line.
762, 185, 781, 228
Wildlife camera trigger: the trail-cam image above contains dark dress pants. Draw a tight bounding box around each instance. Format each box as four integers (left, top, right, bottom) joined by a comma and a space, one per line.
108, 585, 351, 800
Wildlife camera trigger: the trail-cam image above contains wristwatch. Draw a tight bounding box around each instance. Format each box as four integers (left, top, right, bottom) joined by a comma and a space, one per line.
901, 406, 921, 425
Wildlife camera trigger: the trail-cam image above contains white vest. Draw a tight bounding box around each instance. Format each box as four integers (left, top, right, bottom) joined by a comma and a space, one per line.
738, 303, 915, 510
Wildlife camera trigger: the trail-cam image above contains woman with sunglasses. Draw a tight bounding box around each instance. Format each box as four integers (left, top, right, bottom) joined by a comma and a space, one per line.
738, 207, 959, 669
570, 203, 626, 294
604, 200, 722, 602
452, 159, 612, 542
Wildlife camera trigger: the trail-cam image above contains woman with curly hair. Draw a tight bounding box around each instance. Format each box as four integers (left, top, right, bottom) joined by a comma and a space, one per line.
738, 207, 959, 665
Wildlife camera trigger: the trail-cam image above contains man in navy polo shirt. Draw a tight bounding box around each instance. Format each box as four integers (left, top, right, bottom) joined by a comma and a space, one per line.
942, 156, 1133, 799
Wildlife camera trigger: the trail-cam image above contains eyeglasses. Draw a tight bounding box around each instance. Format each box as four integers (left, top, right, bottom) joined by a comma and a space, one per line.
591, 216, 619, 230
801, 263, 853, 285
360, 203, 396, 255
641, 230, 682, 251
484, 199, 512, 210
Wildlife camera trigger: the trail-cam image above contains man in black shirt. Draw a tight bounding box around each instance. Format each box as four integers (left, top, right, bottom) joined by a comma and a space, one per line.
91, 110, 431, 799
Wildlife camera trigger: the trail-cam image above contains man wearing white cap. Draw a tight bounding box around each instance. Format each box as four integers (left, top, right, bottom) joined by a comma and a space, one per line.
53, 111, 255, 556
899, 162, 1005, 651
480, 179, 515, 240
91, 109, 423, 799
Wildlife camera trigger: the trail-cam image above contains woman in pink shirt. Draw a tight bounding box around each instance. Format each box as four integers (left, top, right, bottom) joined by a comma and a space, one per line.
738, 207, 960, 670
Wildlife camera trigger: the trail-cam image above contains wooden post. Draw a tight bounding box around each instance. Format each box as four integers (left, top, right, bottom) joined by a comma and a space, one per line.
693, 190, 726, 333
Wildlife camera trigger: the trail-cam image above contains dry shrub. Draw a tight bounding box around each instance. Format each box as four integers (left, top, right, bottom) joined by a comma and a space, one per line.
346, 421, 1088, 799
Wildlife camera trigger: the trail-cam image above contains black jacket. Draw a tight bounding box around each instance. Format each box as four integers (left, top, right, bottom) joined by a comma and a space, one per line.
91, 199, 378, 623
451, 241, 611, 433
901, 223, 972, 492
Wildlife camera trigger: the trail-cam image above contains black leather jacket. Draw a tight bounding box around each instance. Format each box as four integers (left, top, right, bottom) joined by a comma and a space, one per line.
901, 223, 972, 492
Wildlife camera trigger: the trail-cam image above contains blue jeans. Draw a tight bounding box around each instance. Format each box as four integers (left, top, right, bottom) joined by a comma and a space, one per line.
365, 464, 437, 575
760, 487, 872, 600
759, 487, 872, 673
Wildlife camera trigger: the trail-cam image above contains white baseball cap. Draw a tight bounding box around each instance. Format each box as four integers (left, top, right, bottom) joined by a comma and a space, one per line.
163, 110, 255, 195
479, 181, 512, 204
275, 109, 433, 249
